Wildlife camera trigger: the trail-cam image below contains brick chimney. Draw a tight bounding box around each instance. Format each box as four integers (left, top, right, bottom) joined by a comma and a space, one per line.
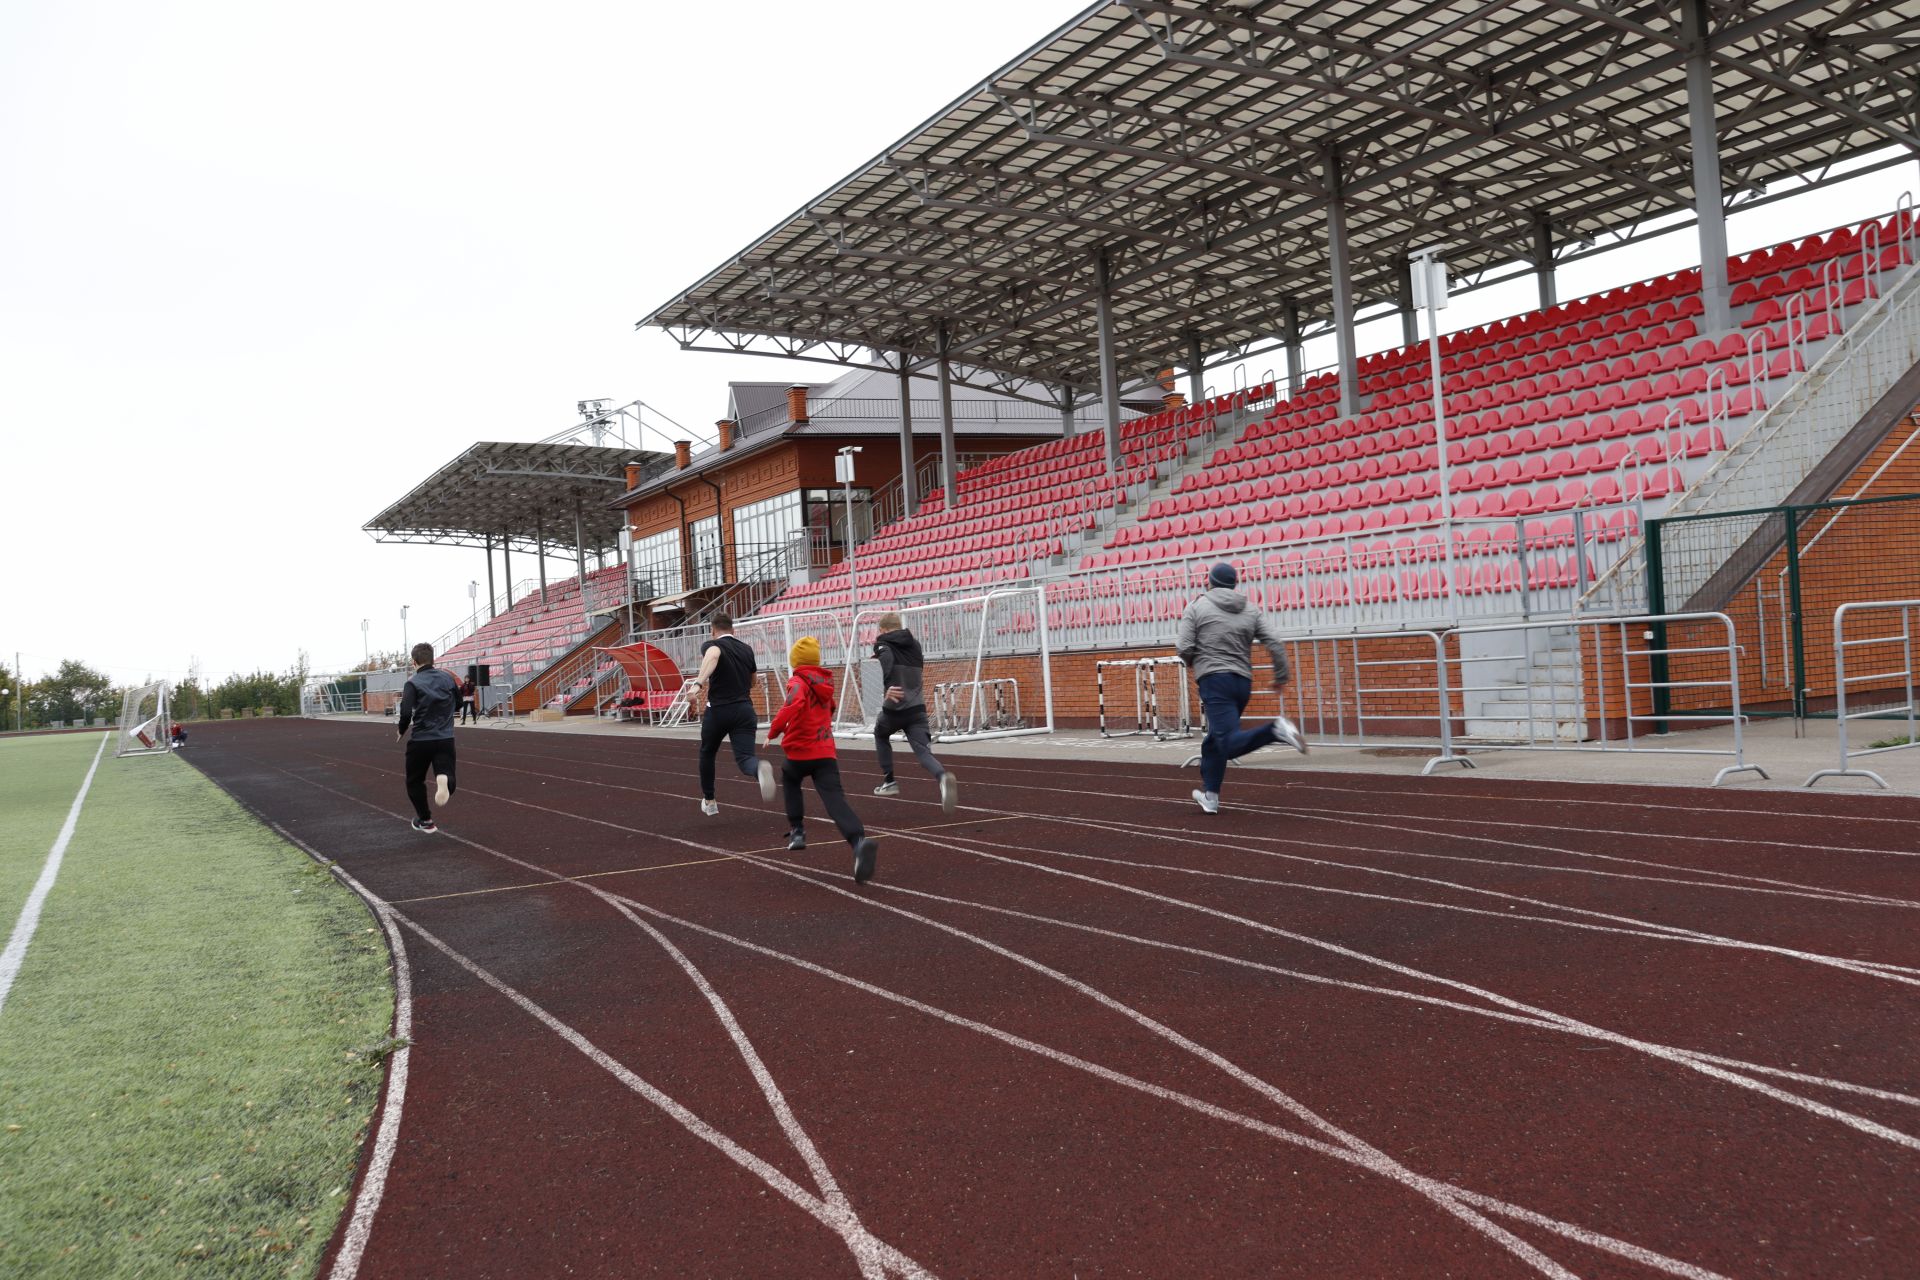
786, 385, 810, 424
673, 440, 691, 470
717, 419, 736, 451
624, 461, 642, 489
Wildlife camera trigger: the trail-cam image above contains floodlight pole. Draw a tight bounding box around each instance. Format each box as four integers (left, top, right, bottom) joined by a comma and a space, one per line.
837, 446, 862, 608
401, 606, 410, 657
361, 619, 369, 668
468, 581, 478, 639
1413, 248, 1461, 621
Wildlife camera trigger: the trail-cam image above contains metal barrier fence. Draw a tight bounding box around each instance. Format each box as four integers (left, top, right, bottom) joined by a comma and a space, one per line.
1644, 490, 1920, 722
1096, 657, 1193, 740
1272, 630, 1467, 774
1806, 599, 1920, 788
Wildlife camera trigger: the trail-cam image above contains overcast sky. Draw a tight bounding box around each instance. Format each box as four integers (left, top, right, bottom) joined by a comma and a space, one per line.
2, 2, 1913, 687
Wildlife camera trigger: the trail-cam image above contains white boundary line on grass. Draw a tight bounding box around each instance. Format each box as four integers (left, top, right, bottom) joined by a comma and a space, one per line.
0, 734, 107, 1019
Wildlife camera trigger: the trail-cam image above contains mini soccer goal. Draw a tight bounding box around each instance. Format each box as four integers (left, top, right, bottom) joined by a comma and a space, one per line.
830, 585, 1055, 743
114, 681, 173, 757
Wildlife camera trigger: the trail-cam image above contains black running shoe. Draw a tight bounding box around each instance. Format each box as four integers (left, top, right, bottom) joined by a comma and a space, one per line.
785, 830, 807, 852
411, 818, 438, 834
852, 838, 878, 884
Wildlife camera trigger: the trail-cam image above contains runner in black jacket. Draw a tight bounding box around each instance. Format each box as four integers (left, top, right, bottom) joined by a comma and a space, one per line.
870, 614, 958, 815
396, 642, 460, 833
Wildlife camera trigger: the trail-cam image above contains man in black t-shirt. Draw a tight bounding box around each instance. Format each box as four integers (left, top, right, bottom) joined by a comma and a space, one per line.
687, 614, 777, 816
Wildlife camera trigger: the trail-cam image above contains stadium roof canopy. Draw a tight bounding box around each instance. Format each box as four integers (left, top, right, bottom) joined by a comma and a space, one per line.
364, 441, 664, 554
639, 0, 1918, 406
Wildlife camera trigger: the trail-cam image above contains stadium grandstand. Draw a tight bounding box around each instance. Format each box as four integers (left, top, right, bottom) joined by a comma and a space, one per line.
367, 0, 1920, 763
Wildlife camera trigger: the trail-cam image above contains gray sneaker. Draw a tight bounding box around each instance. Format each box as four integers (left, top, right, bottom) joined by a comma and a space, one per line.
873, 780, 900, 797
1272, 715, 1309, 755
757, 759, 777, 803
1191, 789, 1220, 815
939, 771, 958, 815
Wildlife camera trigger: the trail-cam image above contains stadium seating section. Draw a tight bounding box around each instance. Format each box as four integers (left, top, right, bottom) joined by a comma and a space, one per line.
440, 564, 626, 683
756, 213, 1914, 622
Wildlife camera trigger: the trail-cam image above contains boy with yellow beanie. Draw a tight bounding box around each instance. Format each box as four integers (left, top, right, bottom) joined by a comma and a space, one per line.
768, 636, 879, 883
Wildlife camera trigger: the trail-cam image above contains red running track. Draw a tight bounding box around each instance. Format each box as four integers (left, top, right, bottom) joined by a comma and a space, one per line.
184, 718, 1920, 1279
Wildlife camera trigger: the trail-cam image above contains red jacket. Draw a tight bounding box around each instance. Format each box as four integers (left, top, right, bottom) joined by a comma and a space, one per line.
767, 665, 837, 760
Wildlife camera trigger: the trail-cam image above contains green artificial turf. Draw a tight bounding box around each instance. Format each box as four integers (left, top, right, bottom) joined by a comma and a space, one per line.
0, 739, 395, 1277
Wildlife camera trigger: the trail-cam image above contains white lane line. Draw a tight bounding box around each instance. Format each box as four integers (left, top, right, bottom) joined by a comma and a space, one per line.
898, 824, 1920, 1154
0, 735, 107, 1018
267, 769, 912, 1279
394, 911, 933, 1279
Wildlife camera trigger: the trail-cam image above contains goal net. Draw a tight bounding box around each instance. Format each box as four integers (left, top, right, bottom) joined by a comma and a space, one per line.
828, 585, 1054, 743
115, 682, 172, 757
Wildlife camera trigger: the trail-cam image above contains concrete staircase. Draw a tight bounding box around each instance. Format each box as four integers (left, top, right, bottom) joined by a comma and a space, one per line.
1460, 627, 1587, 742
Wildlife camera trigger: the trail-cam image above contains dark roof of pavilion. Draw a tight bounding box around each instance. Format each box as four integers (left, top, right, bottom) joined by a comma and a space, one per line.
639, 0, 1915, 396
365, 441, 667, 553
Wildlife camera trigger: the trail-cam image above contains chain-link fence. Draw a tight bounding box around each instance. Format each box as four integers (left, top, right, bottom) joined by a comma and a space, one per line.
1645, 490, 1920, 721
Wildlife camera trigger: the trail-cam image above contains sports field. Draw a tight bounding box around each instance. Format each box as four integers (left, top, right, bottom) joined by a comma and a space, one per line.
0, 732, 392, 1277
183, 716, 1920, 1279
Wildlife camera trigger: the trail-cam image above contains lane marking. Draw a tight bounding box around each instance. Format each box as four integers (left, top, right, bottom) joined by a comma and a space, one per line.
388, 855, 738, 905
0, 735, 106, 1018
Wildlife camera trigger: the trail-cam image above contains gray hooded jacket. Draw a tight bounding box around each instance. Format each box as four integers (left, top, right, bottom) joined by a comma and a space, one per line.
1176, 587, 1291, 684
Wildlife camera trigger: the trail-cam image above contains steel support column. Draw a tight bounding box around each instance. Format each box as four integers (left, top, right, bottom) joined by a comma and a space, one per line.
1186, 330, 1206, 405
484, 534, 497, 619
502, 535, 513, 609
536, 512, 547, 604
1396, 260, 1419, 348
1060, 386, 1077, 438
1284, 300, 1304, 399
1094, 249, 1122, 476
1324, 153, 1360, 416
937, 323, 960, 509
1532, 213, 1558, 310
572, 495, 586, 595
896, 358, 917, 518
1682, 0, 1732, 332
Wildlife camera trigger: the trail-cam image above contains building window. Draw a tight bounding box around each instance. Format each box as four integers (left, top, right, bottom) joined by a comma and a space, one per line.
731, 491, 804, 580
629, 529, 682, 599
690, 517, 724, 589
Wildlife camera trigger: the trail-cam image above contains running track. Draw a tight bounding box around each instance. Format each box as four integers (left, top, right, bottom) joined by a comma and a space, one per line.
185, 718, 1920, 1278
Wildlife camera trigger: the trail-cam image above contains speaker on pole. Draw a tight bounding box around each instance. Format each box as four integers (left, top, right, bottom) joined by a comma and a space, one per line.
469, 664, 491, 688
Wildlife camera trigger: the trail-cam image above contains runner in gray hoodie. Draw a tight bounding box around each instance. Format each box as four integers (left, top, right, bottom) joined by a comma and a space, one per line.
870, 615, 958, 815
1176, 562, 1306, 814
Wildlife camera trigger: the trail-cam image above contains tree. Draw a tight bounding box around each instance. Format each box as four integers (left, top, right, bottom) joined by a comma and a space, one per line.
27, 660, 114, 727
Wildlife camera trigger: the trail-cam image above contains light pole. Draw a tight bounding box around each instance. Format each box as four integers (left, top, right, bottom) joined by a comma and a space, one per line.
835, 446, 863, 609
400, 605, 410, 659
467, 581, 479, 638
1411, 247, 1460, 618
360, 619, 370, 668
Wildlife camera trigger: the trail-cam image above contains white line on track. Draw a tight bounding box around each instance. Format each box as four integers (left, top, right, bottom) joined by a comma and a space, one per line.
411, 748, 1920, 1120
260, 765, 917, 1279
448, 746, 1920, 986
0, 734, 105, 1019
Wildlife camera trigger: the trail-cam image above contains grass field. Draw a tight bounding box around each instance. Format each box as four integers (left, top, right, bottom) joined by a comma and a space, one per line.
0, 735, 394, 1277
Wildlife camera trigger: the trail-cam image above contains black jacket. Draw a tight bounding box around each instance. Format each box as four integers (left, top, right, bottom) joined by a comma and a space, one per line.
872, 629, 926, 712
398, 666, 460, 741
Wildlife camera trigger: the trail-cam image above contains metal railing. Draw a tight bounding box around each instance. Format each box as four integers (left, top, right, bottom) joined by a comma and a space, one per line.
429, 577, 542, 656
1806, 599, 1920, 788
1275, 629, 1467, 774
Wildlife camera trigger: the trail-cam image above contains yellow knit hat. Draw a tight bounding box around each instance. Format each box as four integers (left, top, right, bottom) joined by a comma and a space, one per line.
790, 636, 821, 668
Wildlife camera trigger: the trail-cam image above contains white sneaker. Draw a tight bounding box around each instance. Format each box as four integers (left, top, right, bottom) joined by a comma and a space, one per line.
434, 774, 451, 807
1272, 715, 1309, 755
873, 780, 900, 797
1192, 789, 1220, 815
939, 771, 958, 816
700, 799, 719, 817
757, 759, 777, 803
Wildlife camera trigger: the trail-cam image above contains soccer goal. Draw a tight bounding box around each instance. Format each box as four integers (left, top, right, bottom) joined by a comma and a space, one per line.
833, 585, 1054, 743
115, 681, 172, 757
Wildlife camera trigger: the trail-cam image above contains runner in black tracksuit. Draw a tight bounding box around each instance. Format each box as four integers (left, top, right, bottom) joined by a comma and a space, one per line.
870, 614, 958, 815
396, 642, 460, 833
688, 615, 777, 816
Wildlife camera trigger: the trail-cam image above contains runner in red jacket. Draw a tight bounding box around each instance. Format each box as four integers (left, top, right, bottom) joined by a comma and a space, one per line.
767, 636, 878, 883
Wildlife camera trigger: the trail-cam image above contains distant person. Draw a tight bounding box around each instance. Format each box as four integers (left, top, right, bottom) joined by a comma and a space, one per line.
869, 613, 957, 814
169, 721, 187, 749
396, 642, 460, 834
1177, 562, 1306, 815
687, 614, 776, 816
767, 636, 878, 883
457, 675, 478, 725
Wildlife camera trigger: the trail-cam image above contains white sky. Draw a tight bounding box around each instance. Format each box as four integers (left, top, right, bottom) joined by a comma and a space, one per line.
2, 2, 1914, 685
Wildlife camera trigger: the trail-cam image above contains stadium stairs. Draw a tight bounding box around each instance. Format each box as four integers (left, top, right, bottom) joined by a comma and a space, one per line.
439, 564, 631, 713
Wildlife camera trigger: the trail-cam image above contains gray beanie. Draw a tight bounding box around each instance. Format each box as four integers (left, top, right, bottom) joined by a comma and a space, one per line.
1208, 561, 1238, 589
